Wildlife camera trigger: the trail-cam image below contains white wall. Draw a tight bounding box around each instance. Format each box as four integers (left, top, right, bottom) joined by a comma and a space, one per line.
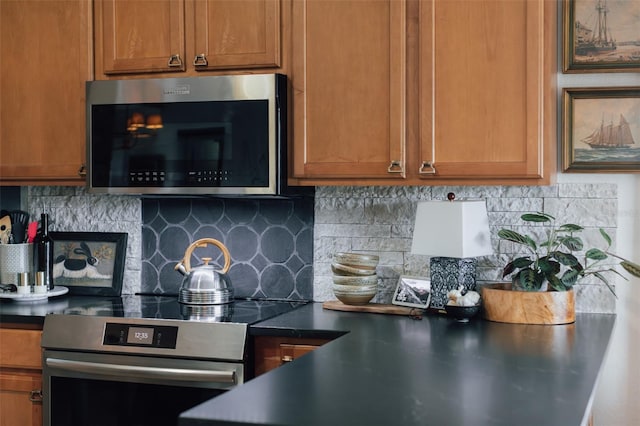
567, 173, 640, 425
556, 22, 640, 421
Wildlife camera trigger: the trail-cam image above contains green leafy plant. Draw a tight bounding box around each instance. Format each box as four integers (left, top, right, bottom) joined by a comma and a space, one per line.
497, 212, 640, 295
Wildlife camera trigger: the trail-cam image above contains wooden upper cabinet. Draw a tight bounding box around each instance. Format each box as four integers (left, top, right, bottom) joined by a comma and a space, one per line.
0, 0, 90, 185
291, 0, 406, 180
417, 0, 556, 183
191, 0, 281, 70
290, 0, 556, 185
95, 0, 282, 77
95, 0, 186, 74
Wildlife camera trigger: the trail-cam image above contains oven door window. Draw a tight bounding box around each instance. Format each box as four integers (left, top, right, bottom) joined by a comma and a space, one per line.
51, 377, 223, 426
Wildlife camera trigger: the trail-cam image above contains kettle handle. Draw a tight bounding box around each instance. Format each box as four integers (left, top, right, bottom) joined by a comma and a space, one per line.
179, 238, 231, 274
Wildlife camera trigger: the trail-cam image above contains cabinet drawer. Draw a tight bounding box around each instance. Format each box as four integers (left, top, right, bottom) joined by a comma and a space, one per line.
253, 336, 332, 376
0, 329, 42, 370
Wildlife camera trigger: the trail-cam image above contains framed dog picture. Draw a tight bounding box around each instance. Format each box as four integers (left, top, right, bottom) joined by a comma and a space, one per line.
50, 232, 128, 296
392, 275, 431, 309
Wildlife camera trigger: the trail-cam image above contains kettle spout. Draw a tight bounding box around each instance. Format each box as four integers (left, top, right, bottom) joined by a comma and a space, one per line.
174, 262, 187, 276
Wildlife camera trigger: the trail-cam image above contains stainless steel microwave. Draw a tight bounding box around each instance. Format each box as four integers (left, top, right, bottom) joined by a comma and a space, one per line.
86, 74, 293, 196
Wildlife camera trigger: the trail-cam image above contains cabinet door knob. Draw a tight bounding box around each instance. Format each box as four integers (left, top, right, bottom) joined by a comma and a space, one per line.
168, 54, 183, 68
29, 390, 43, 403
193, 54, 208, 67
387, 161, 403, 174
78, 164, 87, 178
419, 162, 436, 175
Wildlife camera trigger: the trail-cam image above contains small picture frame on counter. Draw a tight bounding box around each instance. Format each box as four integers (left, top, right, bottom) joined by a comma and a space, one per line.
50, 232, 128, 296
392, 275, 431, 309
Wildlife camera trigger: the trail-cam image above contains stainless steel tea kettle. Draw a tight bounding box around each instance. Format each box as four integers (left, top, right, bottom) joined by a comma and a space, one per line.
175, 238, 233, 305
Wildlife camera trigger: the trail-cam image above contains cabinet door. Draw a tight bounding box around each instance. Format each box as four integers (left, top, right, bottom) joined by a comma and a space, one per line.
95, 0, 186, 75
418, 0, 555, 181
0, 0, 89, 184
291, 0, 406, 179
0, 328, 43, 426
191, 0, 281, 70
253, 336, 331, 376
0, 372, 42, 426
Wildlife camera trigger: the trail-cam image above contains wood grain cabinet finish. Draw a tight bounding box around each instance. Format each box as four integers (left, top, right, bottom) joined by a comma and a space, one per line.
290, 0, 556, 185
0, 327, 43, 426
95, 0, 282, 77
253, 336, 331, 377
291, 0, 407, 180
0, 0, 89, 185
417, 0, 556, 183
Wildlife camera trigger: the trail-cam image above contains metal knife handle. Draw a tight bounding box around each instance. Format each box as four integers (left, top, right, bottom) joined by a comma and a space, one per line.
46, 358, 236, 384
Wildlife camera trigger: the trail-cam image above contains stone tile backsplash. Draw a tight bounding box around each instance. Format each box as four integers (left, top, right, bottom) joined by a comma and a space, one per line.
27, 186, 142, 295
27, 182, 618, 313
314, 184, 618, 313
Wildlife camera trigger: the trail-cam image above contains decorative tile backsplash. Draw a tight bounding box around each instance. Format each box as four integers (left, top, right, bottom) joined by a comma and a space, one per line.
27, 182, 619, 313
141, 197, 314, 299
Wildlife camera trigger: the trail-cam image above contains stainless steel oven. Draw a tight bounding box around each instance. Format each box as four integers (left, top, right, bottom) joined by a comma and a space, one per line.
41, 314, 247, 426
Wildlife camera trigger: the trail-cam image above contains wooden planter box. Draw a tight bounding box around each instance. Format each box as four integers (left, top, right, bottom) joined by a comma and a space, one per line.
480, 283, 575, 325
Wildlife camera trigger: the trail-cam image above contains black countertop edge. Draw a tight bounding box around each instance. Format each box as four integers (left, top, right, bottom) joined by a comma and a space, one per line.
180, 303, 617, 426
248, 325, 347, 340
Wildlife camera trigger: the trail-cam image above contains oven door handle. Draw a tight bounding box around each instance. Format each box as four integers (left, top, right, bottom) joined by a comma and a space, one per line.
45, 357, 237, 384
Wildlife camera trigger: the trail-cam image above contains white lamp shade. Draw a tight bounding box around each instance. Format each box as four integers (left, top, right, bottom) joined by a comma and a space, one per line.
410, 200, 493, 258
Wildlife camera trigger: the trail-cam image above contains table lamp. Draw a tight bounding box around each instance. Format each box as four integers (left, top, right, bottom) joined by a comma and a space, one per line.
410, 194, 493, 310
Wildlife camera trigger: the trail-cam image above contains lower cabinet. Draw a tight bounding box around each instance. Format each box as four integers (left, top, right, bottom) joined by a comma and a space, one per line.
0, 327, 43, 426
253, 336, 332, 377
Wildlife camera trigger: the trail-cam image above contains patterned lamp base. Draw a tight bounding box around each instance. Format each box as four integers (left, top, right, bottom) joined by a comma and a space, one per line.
429, 257, 478, 310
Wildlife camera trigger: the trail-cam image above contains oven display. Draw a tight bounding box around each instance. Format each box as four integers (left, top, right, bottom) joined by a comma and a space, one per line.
104, 323, 178, 349
127, 327, 154, 345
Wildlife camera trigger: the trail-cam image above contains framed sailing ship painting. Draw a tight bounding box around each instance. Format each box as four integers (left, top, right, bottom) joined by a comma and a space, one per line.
563, 0, 640, 72
562, 87, 640, 172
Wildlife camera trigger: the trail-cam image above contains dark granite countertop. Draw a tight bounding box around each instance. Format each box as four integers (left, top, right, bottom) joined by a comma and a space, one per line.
181, 303, 616, 426
0, 297, 617, 426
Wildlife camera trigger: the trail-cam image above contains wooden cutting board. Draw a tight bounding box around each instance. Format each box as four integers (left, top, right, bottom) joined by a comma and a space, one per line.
322, 300, 421, 316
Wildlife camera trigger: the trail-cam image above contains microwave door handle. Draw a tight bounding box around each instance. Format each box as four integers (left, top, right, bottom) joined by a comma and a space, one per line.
45, 357, 237, 385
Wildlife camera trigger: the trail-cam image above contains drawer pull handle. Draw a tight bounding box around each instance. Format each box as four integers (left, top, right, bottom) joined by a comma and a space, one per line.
387, 161, 403, 174
419, 162, 436, 175
29, 390, 43, 403
168, 54, 183, 68
281, 355, 294, 363
193, 54, 208, 66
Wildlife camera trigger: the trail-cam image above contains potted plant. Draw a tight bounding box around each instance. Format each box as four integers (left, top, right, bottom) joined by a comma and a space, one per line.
481, 212, 640, 325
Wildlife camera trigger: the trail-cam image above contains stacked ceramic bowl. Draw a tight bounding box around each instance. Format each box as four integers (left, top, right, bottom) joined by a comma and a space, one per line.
331, 252, 379, 305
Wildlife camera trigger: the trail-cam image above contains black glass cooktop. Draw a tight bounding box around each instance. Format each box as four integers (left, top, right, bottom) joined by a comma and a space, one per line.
13, 294, 305, 324
0, 293, 308, 324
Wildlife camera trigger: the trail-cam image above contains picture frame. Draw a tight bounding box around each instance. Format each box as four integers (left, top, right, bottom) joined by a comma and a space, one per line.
50, 232, 128, 296
563, 0, 640, 73
562, 87, 640, 173
391, 275, 431, 309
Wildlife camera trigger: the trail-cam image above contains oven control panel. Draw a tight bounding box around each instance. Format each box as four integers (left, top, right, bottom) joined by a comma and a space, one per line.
104, 323, 178, 349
